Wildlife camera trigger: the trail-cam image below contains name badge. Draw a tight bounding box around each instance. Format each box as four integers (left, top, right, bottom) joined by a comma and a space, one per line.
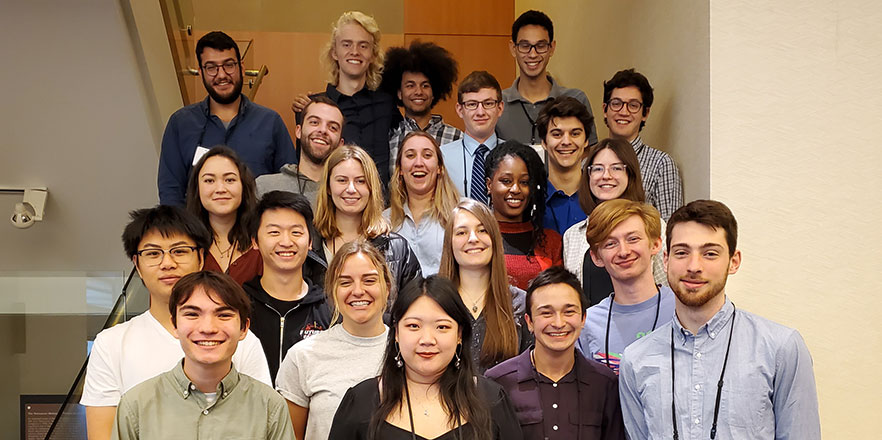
192, 146, 210, 166
530, 144, 546, 164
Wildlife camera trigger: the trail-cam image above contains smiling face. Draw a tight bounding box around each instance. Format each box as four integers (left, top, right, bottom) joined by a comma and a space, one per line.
199, 47, 243, 105
665, 221, 741, 308
509, 25, 555, 80
543, 116, 589, 170
335, 252, 387, 330
455, 88, 504, 142
451, 210, 493, 270
331, 22, 374, 80
297, 102, 344, 166
591, 215, 661, 283
175, 286, 247, 371
604, 86, 648, 142
253, 208, 310, 275
400, 135, 441, 198
198, 156, 243, 217
396, 295, 461, 383
589, 148, 629, 202
526, 283, 585, 354
134, 230, 202, 303
329, 158, 370, 217
399, 71, 434, 117
488, 155, 530, 223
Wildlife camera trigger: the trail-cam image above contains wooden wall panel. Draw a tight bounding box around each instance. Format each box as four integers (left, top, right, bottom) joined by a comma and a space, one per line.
403, 0, 513, 36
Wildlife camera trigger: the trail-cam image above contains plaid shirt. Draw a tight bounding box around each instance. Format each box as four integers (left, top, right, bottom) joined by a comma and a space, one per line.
632, 136, 684, 221
388, 114, 463, 176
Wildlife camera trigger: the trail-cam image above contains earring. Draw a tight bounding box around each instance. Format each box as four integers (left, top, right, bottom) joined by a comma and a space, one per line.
454, 343, 462, 370
394, 343, 403, 368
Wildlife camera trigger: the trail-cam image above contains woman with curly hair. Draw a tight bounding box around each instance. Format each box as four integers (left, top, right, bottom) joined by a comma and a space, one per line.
484, 140, 563, 290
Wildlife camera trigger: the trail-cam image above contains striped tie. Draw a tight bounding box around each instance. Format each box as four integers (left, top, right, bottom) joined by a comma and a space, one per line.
470, 144, 489, 205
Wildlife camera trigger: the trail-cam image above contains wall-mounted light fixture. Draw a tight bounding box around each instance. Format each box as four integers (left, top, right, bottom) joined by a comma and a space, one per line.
1, 187, 48, 229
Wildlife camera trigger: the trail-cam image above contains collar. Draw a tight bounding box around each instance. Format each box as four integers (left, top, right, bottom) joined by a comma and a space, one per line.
503, 75, 564, 104
461, 133, 499, 156
673, 297, 735, 342
545, 179, 573, 202
630, 135, 645, 154
199, 94, 249, 118
515, 349, 590, 386
403, 114, 444, 131
325, 82, 370, 100
172, 359, 240, 401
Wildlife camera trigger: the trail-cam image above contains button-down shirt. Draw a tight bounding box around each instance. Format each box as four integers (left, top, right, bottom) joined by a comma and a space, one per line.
619, 298, 821, 439
544, 180, 586, 235
323, 84, 401, 183
383, 205, 446, 275
631, 136, 683, 221
388, 114, 463, 176
158, 95, 296, 206
497, 75, 598, 146
486, 349, 625, 440
112, 360, 294, 440
440, 133, 502, 199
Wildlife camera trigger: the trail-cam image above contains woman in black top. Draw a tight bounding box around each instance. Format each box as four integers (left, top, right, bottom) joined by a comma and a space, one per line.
328, 276, 524, 440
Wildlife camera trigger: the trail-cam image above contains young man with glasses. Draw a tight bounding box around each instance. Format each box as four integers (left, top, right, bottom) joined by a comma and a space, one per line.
602, 68, 683, 221
619, 200, 820, 439
440, 71, 505, 203
497, 10, 598, 150
158, 31, 296, 206
81, 205, 271, 440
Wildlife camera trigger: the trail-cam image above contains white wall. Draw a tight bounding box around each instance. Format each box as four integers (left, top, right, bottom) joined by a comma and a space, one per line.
711, 0, 882, 436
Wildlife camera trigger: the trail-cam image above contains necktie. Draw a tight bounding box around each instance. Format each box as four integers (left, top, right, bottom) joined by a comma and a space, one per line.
470, 144, 489, 205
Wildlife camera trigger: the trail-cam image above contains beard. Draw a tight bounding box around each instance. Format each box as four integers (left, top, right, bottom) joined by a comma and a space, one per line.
670, 269, 729, 308
300, 136, 333, 165
203, 72, 243, 105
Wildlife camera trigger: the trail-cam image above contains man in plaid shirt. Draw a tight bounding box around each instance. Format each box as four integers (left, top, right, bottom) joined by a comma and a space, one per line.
381, 41, 463, 176
602, 69, 683, 221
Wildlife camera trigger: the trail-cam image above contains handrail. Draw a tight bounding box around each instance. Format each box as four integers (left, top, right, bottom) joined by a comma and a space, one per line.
43, 266, 139, 440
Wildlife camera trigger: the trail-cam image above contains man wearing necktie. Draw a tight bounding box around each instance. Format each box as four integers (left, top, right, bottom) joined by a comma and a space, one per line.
441, 71, 505, 204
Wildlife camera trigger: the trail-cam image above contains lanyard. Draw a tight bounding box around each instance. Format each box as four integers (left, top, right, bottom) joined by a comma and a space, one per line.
603, 287, 661, 370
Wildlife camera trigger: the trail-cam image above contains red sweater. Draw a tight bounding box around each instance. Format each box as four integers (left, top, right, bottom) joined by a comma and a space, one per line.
498, 221, 563, 290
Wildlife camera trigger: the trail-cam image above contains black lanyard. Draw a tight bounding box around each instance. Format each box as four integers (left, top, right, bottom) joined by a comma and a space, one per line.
671, 305, 737, 440
604, 287, 661, 369
519, 101, 538, 145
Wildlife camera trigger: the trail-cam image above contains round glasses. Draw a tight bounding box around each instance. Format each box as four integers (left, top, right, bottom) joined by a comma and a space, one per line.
588, 163, 627, 176
202, 60, 239, 77
135, 246, 198, 266
607, 98, 644, 113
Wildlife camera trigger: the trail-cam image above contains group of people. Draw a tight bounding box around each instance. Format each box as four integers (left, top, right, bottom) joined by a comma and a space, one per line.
80, 8, 821, 440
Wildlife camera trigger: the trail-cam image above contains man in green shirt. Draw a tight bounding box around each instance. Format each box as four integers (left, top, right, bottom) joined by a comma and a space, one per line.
112, 271, 294, 440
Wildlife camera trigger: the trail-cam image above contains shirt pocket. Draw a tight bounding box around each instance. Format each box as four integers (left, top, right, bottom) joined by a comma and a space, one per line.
515, 407, 543, 428
569, 409, 603, 438
722, 371, 773, 436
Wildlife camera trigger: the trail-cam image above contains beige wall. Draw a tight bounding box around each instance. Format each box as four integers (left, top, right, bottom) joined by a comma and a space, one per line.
516, 0, 710, 201
711, 0, 882, 436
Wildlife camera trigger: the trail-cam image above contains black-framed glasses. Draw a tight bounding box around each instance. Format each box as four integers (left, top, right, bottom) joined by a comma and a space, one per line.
607, 98, 643, 113
516, 40, 551, 54
202, 60, 239, 76
460, 99, 500, 111
135, 246, 198, 266
588, 163, 627, 176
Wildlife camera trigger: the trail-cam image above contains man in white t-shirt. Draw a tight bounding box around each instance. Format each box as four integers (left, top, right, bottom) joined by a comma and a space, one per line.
81, 205, 271, 440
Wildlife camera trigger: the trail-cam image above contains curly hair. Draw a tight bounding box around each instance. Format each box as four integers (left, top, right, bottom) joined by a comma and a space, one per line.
380, 40, 459, 108
323, 11, 384, 91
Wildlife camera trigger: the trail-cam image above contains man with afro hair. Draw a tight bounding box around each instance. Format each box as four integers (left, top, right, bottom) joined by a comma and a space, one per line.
381, 40, 463, 175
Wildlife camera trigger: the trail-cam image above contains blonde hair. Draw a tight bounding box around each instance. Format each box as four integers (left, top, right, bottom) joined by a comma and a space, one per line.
438, 200, 518, 368
324, 240, 392, 325
585, 199, 662, 250
315, 145, 390, 241
389, 131, 461, 230
323, 11, 384, 91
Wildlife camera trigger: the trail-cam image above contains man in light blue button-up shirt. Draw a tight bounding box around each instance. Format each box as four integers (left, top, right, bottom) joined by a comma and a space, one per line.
619, 200, 820, 440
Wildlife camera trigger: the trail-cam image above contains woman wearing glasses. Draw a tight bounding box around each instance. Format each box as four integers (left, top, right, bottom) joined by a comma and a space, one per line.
562, 138, 667, 306
185, 146, 261, 285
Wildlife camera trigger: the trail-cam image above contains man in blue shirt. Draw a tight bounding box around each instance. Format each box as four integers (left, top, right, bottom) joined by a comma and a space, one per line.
440, 71, 505, 204
619, 200, 820, 439
535, 96, 594, 234
158, 31, 296, 206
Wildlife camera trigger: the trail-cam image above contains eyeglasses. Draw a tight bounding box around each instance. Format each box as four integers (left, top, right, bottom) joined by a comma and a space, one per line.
588, 163, 627, 176
515, 40, 551, 54
460, 100, 500, 111
135, 246, 198, 266
607, 98, 644, 113
202, 60, 239, 77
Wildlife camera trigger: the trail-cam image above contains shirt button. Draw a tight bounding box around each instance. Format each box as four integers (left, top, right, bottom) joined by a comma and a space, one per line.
694, 418, 700, 424
552, 425, 559, 431
182, 391, 188, 397
223, 392, 228, 397
552, 383, 558, 388
190, 384, 196, 390
694, 384, 701, 390
552, 403, 558, 409
695, 352, 702, 359
710, 332, 716, 338
203, 409, 209, 415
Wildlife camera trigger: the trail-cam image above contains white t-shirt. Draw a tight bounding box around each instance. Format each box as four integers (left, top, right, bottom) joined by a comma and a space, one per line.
80, 311, 271, 406
276, 324, 388, 440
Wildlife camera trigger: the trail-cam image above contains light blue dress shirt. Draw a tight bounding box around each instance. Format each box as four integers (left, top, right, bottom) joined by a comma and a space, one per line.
440, 133, 501, 200
383, 206, 446, 276
619, 298, 820, 439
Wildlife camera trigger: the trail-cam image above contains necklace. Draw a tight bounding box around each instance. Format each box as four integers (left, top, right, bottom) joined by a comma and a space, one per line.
461, 291, 483, 313
214, 238, 234, 258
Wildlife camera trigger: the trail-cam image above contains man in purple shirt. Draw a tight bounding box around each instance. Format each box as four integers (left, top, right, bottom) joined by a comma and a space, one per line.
486, 267, 624, 440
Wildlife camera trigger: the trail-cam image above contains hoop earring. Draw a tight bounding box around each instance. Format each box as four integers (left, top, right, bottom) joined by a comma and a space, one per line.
394, 343, 404, 368
454, 343, 462, 370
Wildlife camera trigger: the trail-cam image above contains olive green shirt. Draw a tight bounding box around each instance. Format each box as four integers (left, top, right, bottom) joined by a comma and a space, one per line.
112, 360, 294, 440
